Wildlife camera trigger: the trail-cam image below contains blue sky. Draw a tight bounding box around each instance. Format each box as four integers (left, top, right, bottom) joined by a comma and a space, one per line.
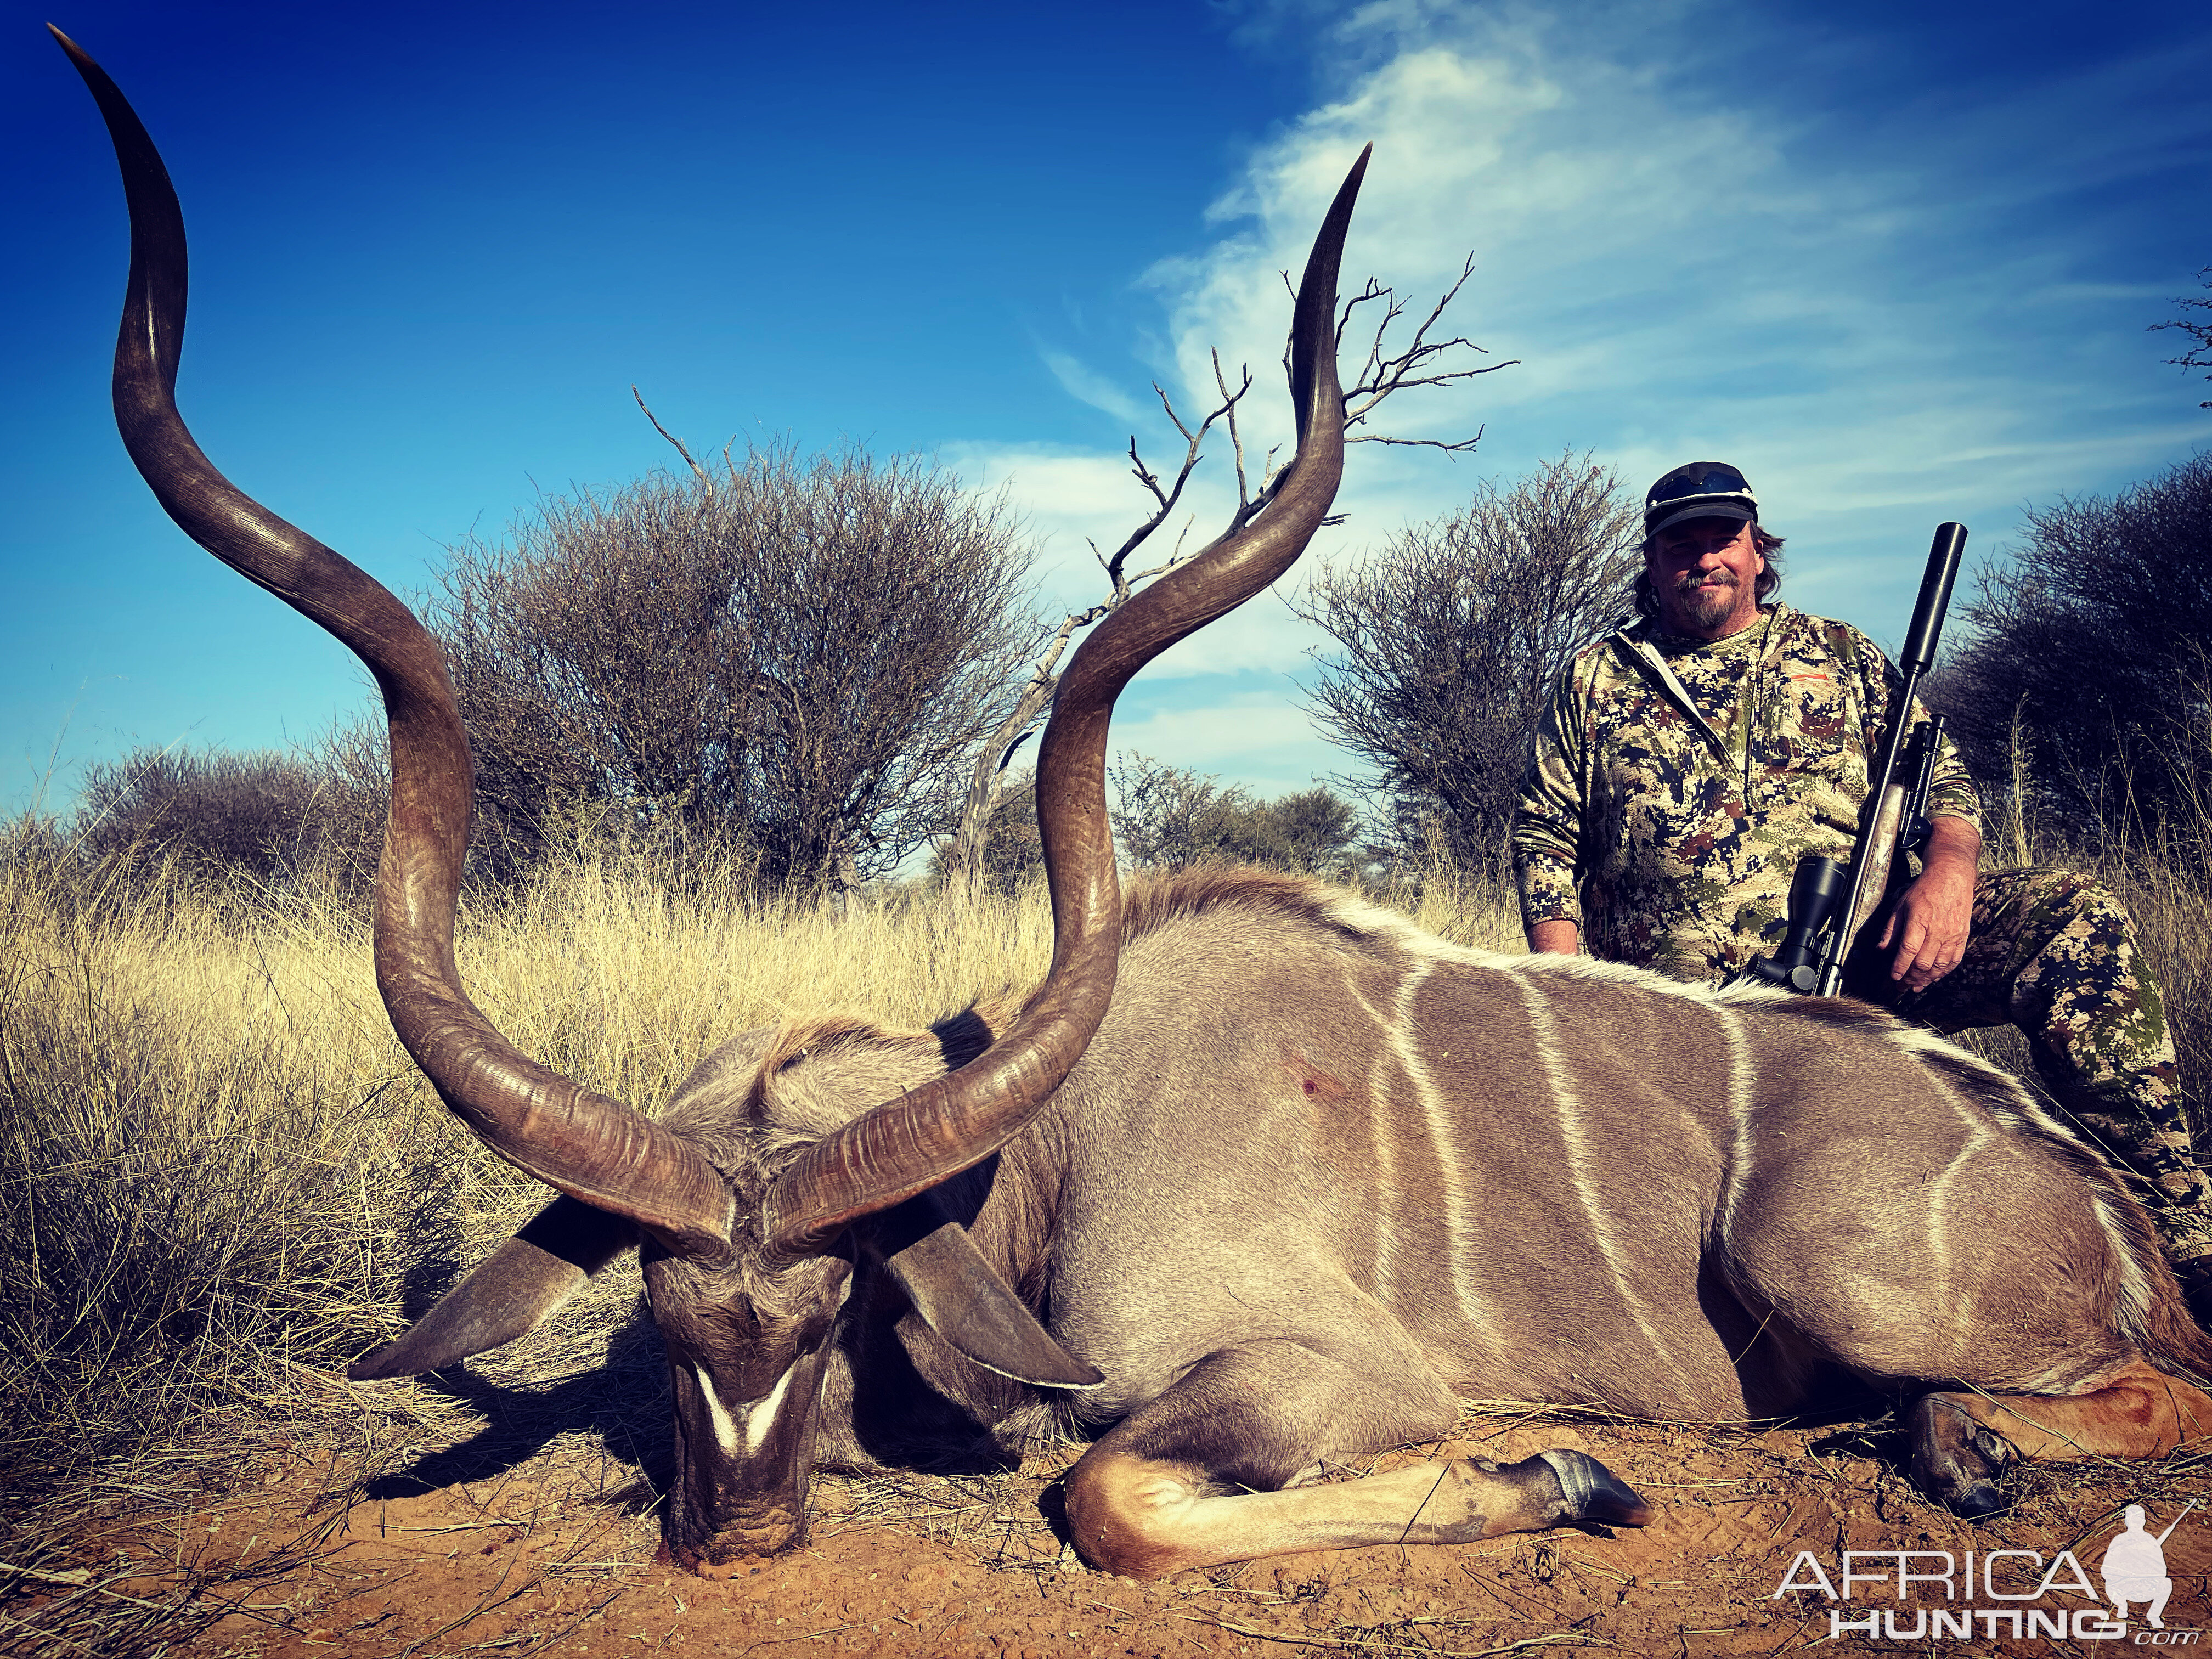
7, 0, 2210, 821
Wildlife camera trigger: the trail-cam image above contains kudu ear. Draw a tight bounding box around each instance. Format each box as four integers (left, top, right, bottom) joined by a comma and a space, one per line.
878, 1206, 1103, 1390
348, 1197, 640, 1380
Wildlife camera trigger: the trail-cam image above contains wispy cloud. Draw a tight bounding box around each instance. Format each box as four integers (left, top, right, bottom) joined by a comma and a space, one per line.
953, 0, 2212, 791
1150, 1, 2212, 591
1039, 349, 1150, 425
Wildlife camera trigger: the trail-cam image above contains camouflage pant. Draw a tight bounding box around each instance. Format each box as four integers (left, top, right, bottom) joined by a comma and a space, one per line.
1886, 867, 2210, 1260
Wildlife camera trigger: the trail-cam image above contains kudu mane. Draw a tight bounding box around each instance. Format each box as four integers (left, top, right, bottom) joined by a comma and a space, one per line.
736, 871, 1372, 1125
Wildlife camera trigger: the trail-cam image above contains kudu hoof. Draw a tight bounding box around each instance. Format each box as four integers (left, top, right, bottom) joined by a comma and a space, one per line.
1532, 1449, 1654, 1528
1943, 1427, 2018, 1519
1908, 1393, 2017, 1520
1944, 1481, 2011, 1520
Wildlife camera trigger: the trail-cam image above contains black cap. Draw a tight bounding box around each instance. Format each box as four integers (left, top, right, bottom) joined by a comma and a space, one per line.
1645, 460, 1758, 539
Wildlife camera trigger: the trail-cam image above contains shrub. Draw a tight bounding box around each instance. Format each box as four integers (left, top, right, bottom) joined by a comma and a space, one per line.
1109, 757, 1362, 878
1297, 452, 1641, 869
436, 443, 1036, 895
1943, 452, 2212, 837
72, 745, 379, 892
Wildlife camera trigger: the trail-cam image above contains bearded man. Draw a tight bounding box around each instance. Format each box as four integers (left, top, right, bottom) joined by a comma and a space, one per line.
1512, 460, 2212, 1318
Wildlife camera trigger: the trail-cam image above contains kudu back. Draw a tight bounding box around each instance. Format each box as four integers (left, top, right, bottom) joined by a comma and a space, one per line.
61, 30, 2212, 1583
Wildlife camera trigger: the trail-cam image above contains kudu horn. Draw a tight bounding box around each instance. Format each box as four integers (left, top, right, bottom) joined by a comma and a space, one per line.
758, 149, 1368, 1263
61, 18, 1365, 1271
56, 25, 735, 1260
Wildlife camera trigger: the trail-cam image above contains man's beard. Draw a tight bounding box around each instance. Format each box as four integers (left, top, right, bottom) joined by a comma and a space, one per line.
1675, 572, 1739, 627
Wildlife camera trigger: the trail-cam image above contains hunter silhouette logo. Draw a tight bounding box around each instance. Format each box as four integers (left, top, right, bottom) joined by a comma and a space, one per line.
1770, 1500, 2199, 1643
2103, 1502, 2194, 1631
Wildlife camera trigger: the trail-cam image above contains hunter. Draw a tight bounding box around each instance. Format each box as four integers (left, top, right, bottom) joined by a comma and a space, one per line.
1512, 459, 2212, 1320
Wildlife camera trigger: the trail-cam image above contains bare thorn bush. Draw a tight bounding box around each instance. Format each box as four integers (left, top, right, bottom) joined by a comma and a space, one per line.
1109, 757, 1362, 879
1942, 450, 2212, 837
1296, 451, 1642, 870
438, 441, 1038, 896
72, 744, 385, 904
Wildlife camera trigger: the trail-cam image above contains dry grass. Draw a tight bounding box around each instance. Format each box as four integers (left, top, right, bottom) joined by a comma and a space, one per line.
0, 831, 1088, 1477
0, 833, 1517, 1648
1967, 690, 2212, 1144
4, 775, 2208, 1651
0, 832, 1091, 1654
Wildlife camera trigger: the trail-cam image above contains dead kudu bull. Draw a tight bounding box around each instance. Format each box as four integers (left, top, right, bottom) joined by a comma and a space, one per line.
61, 30, 2212, 1582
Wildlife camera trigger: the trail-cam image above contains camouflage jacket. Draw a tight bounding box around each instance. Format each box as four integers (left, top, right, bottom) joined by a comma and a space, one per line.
1511, 603, 1980, 983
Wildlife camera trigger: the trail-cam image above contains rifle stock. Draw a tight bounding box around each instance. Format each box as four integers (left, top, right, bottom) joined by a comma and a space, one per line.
1843, 783, 1910, 950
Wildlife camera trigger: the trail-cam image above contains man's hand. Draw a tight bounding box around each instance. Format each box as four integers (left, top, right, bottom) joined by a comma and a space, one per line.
1877, 816, 1979, 993
1528, 918, 1581, 956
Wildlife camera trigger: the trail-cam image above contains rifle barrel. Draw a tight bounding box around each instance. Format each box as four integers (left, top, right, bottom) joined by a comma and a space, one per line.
1899, 522, 1966, 676
1812, 522, 1969, 996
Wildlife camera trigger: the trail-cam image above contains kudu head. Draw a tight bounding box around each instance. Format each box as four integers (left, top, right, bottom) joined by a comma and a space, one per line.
57, 25, 1365, 1575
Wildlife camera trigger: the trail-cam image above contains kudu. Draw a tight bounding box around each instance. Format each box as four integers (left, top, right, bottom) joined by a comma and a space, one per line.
62, 30, 2212, 1583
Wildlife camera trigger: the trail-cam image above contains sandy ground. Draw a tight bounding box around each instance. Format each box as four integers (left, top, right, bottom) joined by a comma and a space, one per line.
12, 1402, 2209, 1659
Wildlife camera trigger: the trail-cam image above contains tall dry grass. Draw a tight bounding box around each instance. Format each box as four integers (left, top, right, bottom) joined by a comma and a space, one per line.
3, 777, 2202, 1655
0, 834, 1517, 1525
0, 831, 1084, 1651
1969, 685, 2212, 1145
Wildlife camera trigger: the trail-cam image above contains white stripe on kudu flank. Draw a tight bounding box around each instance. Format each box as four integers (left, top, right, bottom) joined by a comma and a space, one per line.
1714, 1002, 1757, 1248
1387, 957, 1489, 1326
1336, 961, 1403, 1297
1910, 1066, 1996, 1354
1922, 1103, 1989, 1306
1513, 974, 1685, 1381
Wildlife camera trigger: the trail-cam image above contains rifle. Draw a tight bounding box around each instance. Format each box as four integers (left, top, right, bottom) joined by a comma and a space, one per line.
1726, 522, 1967, 997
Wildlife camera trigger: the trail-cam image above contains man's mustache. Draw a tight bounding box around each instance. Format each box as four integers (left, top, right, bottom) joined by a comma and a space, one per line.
1674, 571, 1739, 591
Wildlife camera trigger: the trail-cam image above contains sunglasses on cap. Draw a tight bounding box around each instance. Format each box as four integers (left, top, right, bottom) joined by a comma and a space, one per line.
1646, 462, 1754, 508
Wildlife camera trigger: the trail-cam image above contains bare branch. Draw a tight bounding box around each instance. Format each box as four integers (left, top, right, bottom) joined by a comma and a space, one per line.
949, 249, 1504, 893
2151, 266, 2212, 408
1350, 425, 1489, 454
631, 387, 713, 491
1212, 349, 1256, 513
1126, 432, 1171, 512
1256, 442, 1288, 502
1152, 381, 1199, 445
1339, 276, 1405, 393
1273, 249, 1505, 464
1096, 373, 1254, 584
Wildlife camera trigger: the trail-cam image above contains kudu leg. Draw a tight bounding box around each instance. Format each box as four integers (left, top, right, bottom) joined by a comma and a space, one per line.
1060, 1344, 1649, 1578
1909, 1362, 2212, 1517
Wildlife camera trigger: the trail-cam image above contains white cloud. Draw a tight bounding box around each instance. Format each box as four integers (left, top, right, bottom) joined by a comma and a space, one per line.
1154, 3, 2210, 568
943, 1, 2212, 785
1109, 691, 1341, 792
1039, 350, 1150, 425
